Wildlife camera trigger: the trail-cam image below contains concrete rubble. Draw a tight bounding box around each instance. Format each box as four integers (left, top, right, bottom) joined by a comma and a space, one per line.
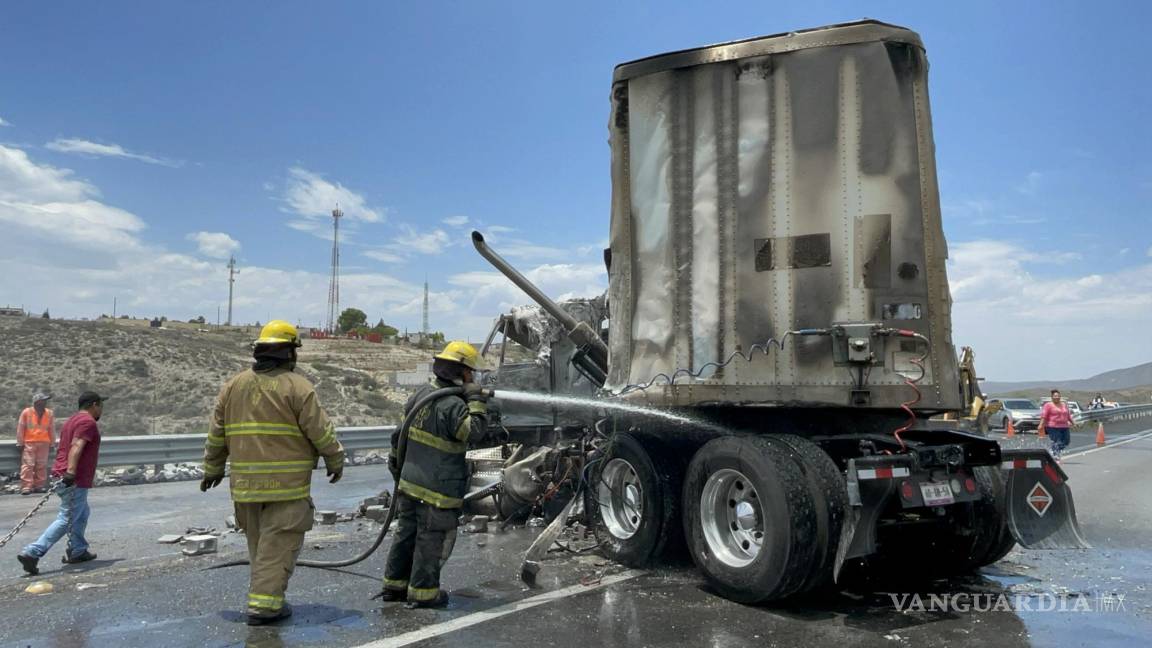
156, 534, 184, 544
181, 535, 219, 556
316, 510, 338, 525
364, 505, 390, 523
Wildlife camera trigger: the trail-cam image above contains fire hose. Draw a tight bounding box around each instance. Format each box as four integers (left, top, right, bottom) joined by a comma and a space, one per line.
208, 385, 469, 571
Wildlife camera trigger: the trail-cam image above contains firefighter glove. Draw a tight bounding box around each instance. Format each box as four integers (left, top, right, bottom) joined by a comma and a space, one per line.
327, 467, 343, 484
462, 382, 488, 403
200, 474, 223, 492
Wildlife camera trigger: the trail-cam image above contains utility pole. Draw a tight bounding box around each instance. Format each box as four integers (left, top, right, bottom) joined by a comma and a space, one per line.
422, 278, 429, 348
226, 255, 239, 326
113, 297, 117, 319
326, 206, 343, 334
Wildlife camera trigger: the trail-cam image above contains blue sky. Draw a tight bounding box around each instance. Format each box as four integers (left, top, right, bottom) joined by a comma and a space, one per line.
1, 1, 1149, 381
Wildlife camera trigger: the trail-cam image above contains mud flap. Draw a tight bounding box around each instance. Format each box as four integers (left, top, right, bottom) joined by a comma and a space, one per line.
1001, 449, 1090, 549
833, 458, 895, 582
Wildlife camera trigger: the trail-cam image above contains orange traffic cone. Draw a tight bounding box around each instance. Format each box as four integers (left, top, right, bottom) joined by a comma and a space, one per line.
1096, 422, 1106, 446
1005, 417, 1015, 437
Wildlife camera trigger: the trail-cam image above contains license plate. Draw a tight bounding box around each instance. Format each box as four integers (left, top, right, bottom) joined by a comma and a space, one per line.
920, 482, 954, 506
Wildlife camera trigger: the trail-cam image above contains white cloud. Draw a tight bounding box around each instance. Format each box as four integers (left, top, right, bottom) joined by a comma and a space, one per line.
0, 143, 427, 329
393, 225, 451, 255
442, 215, 469, 227
363, 249, 405, 263
187, 232, 240, 259
45, 138, 180, 167
283, 167, 382, 225
948, 239, 1152, 381
0, 116, 10, 127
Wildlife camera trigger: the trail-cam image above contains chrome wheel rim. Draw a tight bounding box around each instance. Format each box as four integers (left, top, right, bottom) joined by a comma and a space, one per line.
700, 468, 764, 568
598, 458, 643, 540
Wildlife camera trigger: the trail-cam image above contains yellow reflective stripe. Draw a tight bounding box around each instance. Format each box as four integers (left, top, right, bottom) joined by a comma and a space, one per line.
248, 593, 284, 610
225, 422, 299, 431
205, 436, 227, 447
455, 417, 471, 443
203, 462, 225, 475
231, 460, 314, 474
467, 400, 487, 415
398, 479, 462, 509
314, 423, 337, 448
225, 429, 303, 437
408, 427, 466, 454
407, 586, 441, 601
224, 422, 301, 437
231, 485, 311, 502
382, 578, 408, 589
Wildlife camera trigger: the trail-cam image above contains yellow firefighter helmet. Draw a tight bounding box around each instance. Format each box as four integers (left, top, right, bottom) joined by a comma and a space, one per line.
434, 340, 484, 370
254, 320, 302, 347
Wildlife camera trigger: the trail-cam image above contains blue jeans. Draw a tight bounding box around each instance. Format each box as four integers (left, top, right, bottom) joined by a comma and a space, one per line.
22, 485, 91, 559
1048, 427, 1071, 456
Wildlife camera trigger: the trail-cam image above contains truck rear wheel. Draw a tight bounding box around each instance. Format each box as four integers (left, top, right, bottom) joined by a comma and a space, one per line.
682, 436, 817, 603
769, 435, 846, 594
588, 433, 682, 566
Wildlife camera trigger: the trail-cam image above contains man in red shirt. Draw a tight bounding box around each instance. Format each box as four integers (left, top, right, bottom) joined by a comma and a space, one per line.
16, 392, 106, 576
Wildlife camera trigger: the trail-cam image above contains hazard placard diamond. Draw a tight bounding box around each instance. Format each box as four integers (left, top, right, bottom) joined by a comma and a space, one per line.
1027, 482, 1053, 517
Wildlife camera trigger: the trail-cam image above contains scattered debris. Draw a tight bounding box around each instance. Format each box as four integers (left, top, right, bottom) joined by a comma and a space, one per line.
185, 526, 216, 536
24, 581, 53, 595
313, 544, 325, 550
225, 515, 238, 530
464, 515, 490, 534
156, 534, 184, 544
316, 510, 338, 525
364, 505, 390, 523
527, 517, 546, 528
76, 583, 108, 591
181, 535, 219, 556
357, 492, 393, 516
337, 512, 356, 523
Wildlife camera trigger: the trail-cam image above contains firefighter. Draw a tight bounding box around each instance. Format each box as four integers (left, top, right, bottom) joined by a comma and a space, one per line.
200, 320, 345, 626
380, 340, 495, 608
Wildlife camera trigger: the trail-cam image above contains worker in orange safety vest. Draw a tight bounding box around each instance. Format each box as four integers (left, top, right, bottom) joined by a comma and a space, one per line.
16, 393, 56, 495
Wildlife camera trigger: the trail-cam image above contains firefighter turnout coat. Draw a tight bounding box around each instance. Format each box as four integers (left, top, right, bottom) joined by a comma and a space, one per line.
203, 367, 344, 502
392, 378, 491, 509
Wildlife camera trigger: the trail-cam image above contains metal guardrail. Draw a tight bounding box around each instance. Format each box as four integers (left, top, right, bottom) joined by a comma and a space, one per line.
4, 408, 1150, 476
0, 425, 397, 476
1076, 404, 1152, 424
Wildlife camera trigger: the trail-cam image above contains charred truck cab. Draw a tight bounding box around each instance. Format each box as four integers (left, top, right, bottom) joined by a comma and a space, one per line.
473, 20, 1087, 603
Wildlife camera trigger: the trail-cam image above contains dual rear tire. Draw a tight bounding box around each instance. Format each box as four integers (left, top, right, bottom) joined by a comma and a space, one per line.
681, 435, 844, 603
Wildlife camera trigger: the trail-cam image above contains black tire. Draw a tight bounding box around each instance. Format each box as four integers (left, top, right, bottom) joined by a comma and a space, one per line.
587, 433, 683, 567
768, 435, 846, 594
968, 466, 1016, 567
682, 436, 818, 604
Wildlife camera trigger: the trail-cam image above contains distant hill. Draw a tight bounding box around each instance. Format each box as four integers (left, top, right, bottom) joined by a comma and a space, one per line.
982, 360, 1152, 398
0, 316, 426, 437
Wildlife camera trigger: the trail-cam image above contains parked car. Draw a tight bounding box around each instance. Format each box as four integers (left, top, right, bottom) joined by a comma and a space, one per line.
1041, 397, 1082, 418
986, 398, 1043, 432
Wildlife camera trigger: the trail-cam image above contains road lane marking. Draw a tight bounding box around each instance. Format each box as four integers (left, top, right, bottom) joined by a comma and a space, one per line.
1064, 429, 1152, 459
354, 569, 643, 648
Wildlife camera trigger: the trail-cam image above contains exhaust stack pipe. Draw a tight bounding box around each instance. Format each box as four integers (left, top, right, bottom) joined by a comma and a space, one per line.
471, 231, 609, 385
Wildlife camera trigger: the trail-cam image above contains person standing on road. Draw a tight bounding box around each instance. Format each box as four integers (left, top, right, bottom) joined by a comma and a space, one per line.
1040, 389, 1073, 459
380, 341, 497, 609
1090, 393, 1105, 410
200, 320, 345, 626
15, 392, 55, 495
16, 392, 106, 575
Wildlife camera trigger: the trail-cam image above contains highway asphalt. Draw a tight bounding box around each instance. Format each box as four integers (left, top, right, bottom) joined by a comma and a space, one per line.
0, 419, 1149, 647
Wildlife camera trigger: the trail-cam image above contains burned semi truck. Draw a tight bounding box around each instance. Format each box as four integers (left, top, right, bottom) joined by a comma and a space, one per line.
471, 20, 1087, 603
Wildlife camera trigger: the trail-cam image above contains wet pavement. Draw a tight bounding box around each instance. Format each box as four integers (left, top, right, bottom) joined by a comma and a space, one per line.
1, 424, 1150, 648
